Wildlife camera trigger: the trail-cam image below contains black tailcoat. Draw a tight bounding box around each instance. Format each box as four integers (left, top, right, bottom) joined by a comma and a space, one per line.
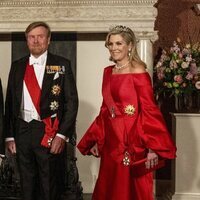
4, 52, 79, 199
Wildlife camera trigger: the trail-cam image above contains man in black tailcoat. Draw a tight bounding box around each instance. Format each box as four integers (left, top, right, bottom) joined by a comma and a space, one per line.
5, 21, 78, 200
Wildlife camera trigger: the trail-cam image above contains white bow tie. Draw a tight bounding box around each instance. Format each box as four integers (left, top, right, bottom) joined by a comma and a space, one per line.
29, 56, 43, 65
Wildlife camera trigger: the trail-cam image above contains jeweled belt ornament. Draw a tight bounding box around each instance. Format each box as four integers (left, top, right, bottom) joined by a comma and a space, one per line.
111, 106, 115, 118
123, 151, 131, 166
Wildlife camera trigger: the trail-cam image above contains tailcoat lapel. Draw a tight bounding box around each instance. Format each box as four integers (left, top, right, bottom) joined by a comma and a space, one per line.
40, 53, 55, 105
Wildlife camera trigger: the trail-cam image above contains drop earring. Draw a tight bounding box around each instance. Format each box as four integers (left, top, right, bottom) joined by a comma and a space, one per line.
128, 49, 131, 58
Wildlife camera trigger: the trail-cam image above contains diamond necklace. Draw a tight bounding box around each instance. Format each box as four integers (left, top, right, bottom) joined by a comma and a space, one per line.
115, 61, 130, 70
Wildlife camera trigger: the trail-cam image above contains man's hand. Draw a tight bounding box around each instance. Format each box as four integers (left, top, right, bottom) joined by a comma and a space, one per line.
50, 136, 66, 154
6, 141, 16, 154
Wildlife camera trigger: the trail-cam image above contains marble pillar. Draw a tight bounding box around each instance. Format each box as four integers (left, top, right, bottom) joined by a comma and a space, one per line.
137, 32, 158, 78
172, 113, 200, 200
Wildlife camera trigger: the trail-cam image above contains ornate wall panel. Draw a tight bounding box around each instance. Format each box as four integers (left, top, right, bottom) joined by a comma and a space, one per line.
0, 0, 158, 38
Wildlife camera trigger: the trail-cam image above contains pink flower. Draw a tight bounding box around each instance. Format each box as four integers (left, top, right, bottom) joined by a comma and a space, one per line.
182, 82, 187, 88
155, 61, 163, 68
154, 40, 200, 98
186, 72, 193, 80
157, 72, 164, 80
178, 53, 183, 59
160, 53, 168, 62
170, 60, 178, 69
194, 75, 199, 81
186, 55, 192, 62
174, 75, 183, 83
157, 67, 165, 80
170, 42, 180, 53
190, 62, 198, 75
182, 48, 190, 55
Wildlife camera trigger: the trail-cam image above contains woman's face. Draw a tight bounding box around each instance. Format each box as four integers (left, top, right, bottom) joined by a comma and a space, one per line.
107, 34, 132, 63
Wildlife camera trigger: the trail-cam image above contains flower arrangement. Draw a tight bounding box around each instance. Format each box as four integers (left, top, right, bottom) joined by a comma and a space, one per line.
154, 38, 200, 99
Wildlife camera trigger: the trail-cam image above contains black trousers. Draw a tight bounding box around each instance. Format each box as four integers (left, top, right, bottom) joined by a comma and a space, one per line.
15, 119, 65, 200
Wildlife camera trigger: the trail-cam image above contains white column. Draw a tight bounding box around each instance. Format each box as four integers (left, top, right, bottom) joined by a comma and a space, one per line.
172, 113, 200, 200
0, 41, 11, 165
76, 40, 111, 193
136, 32, 158, 79
0, 41, 11, 97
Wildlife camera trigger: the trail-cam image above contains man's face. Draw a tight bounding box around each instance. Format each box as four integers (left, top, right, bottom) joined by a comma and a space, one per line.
26, 26, 50, 57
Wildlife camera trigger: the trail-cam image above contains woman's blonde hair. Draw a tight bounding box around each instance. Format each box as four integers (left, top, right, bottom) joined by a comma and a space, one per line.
105, 25, 146, 67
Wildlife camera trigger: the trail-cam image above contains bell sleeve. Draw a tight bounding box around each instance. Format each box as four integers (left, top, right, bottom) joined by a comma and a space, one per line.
133, 73, 176, 159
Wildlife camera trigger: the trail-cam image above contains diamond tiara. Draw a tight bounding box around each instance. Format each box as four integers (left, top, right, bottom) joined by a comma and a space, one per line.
109, 25, 131, 33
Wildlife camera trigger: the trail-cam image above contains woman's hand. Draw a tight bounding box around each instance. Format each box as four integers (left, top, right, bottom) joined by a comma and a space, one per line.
90, 143, 99, 157
145, 149, 158, 169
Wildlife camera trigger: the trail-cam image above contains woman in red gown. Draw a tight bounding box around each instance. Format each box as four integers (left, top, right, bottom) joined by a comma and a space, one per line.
77, 25, 176, 200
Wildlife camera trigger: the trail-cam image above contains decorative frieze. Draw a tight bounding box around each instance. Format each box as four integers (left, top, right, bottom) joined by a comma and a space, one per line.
0, 0, 158, 7
0, 0, 158, 37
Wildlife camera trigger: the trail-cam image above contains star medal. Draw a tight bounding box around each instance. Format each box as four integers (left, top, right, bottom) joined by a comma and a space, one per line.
124, 104, 135, 116
52, 85, 61, 96
50, 101, 59, 111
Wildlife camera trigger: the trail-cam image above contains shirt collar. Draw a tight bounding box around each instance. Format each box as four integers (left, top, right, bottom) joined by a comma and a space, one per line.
29, 51, 47, 66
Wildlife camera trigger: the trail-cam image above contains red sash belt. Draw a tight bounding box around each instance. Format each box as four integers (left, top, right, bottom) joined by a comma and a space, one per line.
41, 117, 59, 148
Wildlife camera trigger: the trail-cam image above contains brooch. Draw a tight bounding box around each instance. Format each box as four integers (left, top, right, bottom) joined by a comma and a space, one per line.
50, 101, 59, 111
123, 151, 130, 166
124, 104, 135, 116
110, 106, 115, 118
46, 65, 65, 74
51, 85, 61, 96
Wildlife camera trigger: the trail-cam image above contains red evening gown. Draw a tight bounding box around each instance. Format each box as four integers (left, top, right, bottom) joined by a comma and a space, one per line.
77, 66, 176, 200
